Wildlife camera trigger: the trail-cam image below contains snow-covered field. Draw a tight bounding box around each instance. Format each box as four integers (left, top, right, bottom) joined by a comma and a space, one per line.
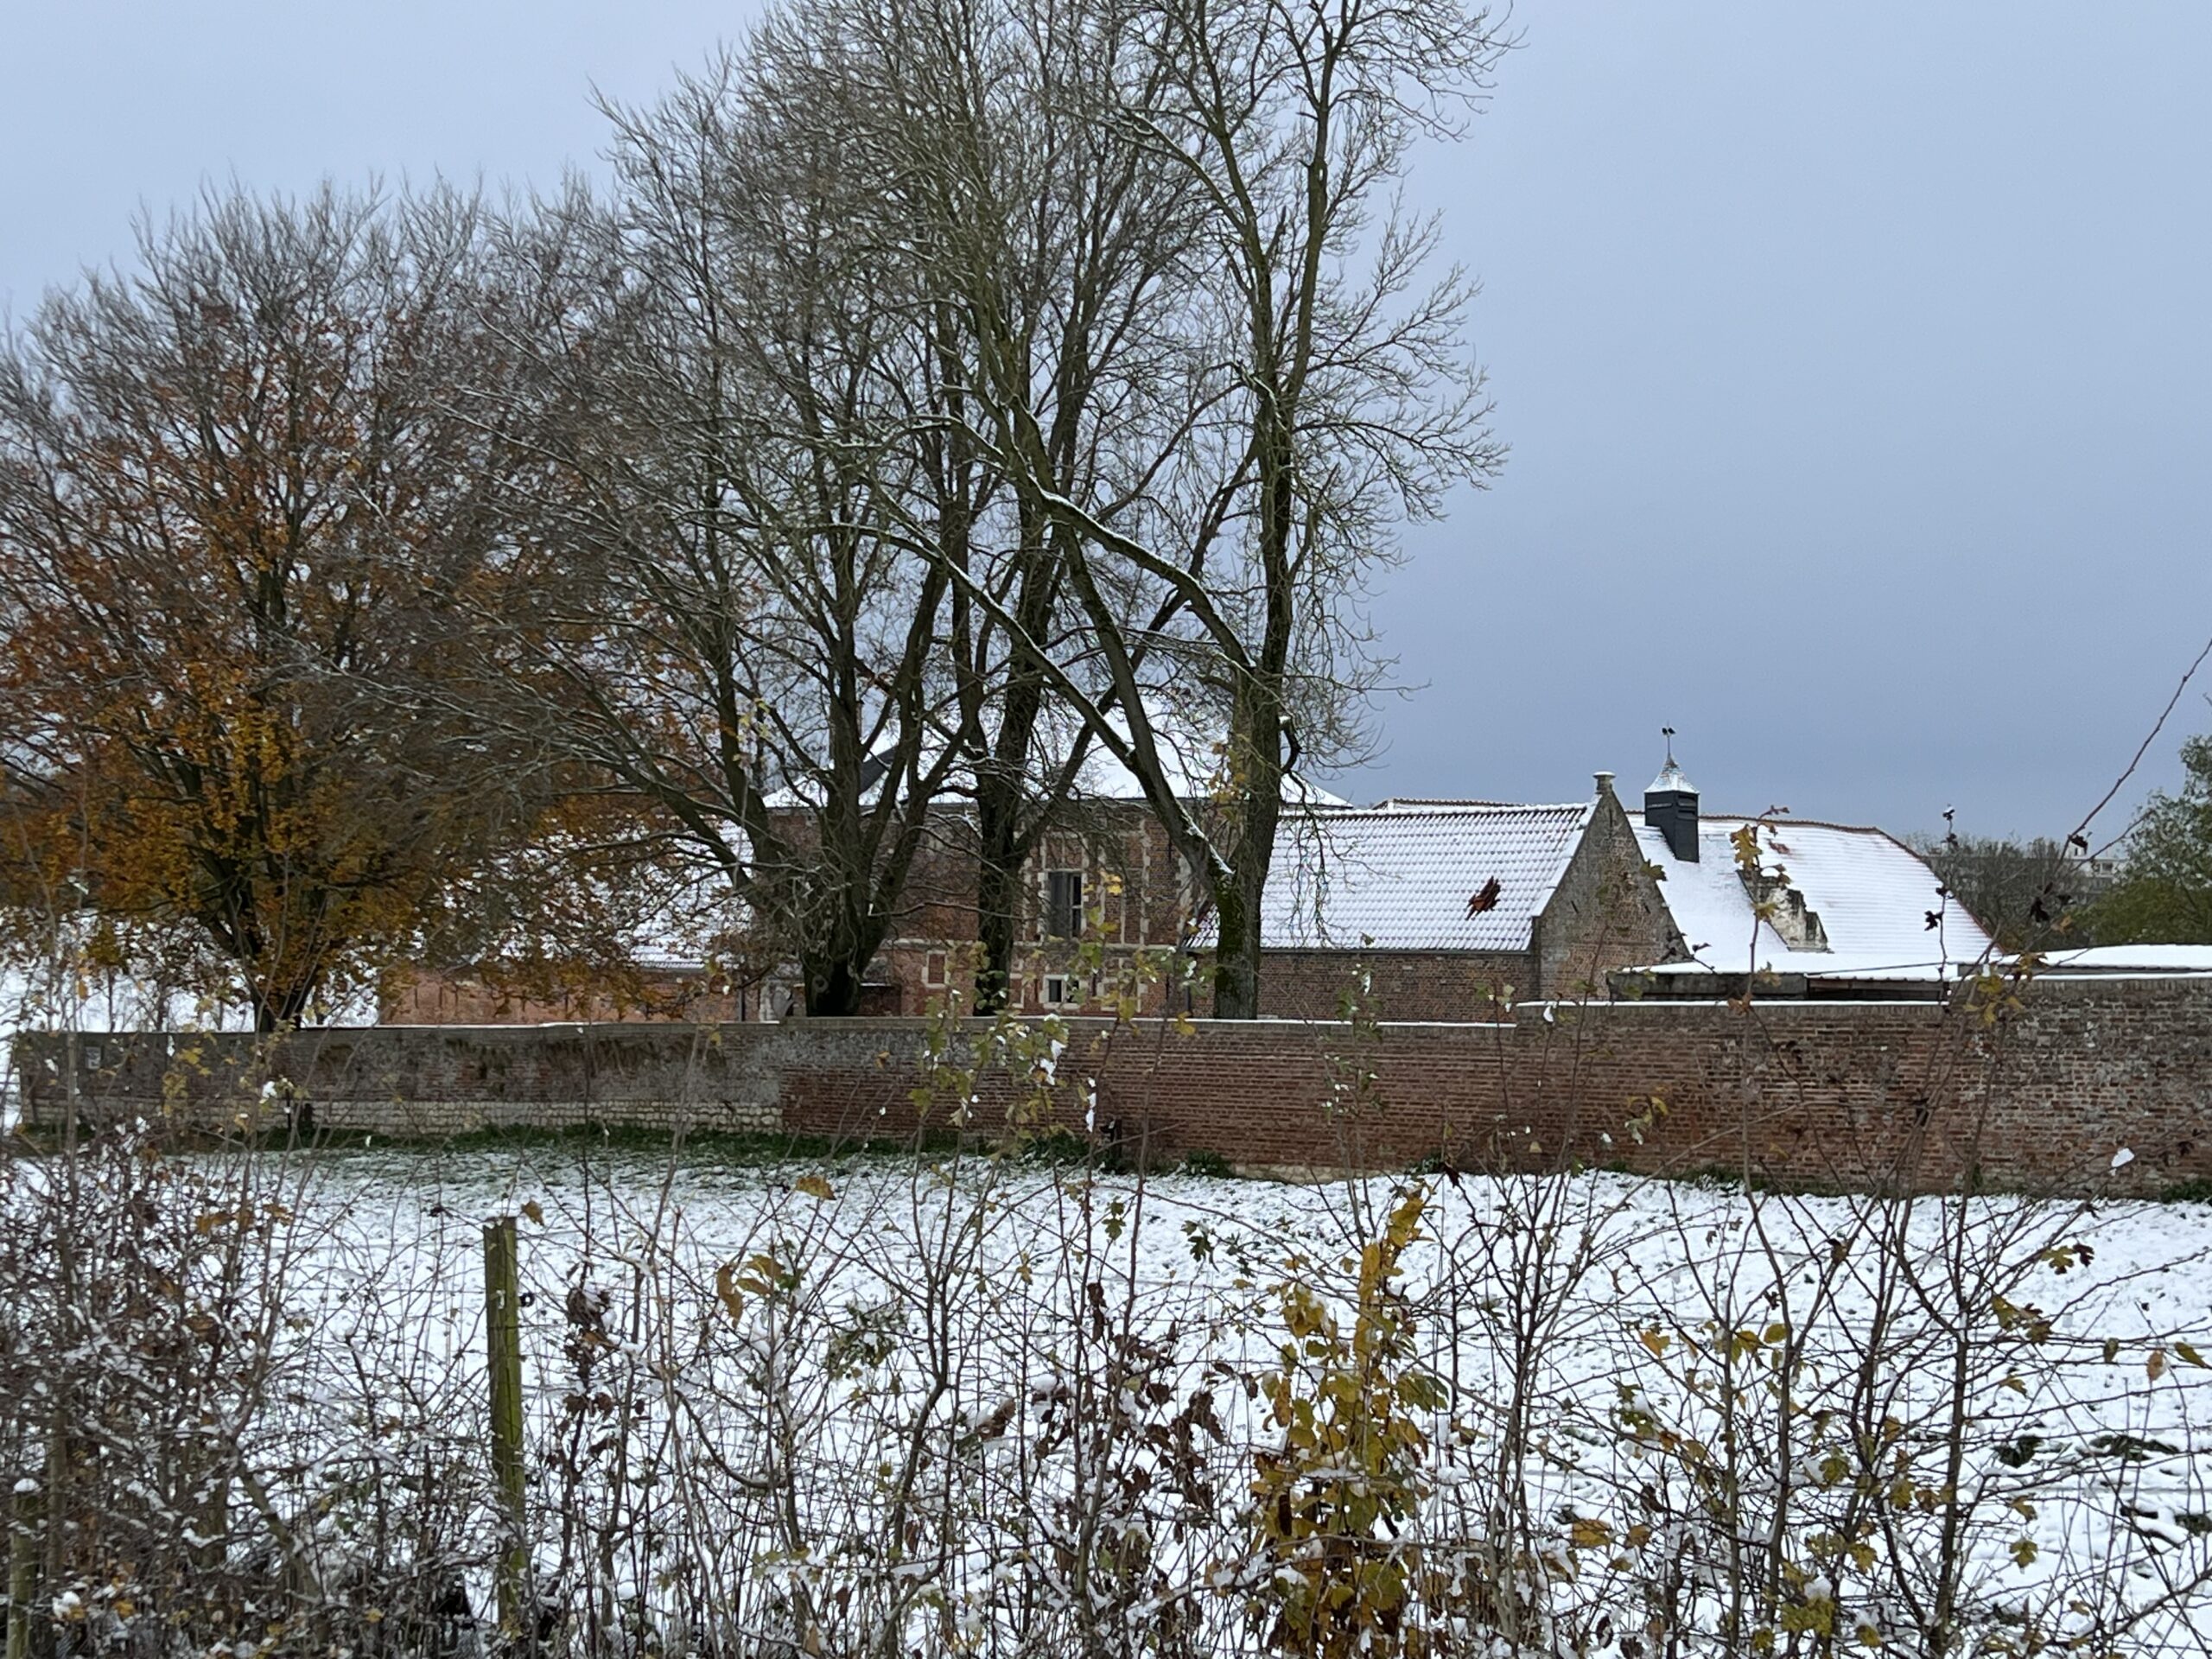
6, 1115, 2209, 1651
219, 1145, 2212, 1654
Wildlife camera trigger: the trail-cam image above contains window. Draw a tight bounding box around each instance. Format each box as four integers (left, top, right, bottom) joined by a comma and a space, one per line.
1045, 869, 1084, 938
924, 951, 949, 988
1042, 971, 1102, 1009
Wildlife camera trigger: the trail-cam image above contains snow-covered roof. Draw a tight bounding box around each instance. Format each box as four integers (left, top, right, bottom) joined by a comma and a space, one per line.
1260, 803, 1595, 951
2032, 945, 2212, 976
1367, 797, 1520, 811
764, 714, 1345, 811
630, 897, 743, 971
1631, 813, 1997, 977
1061, 747, 1347, 810
1645, 760, 1698, 797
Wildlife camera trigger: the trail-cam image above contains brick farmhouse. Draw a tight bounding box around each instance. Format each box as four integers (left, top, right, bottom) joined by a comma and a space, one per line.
385, 756, 1996, 1026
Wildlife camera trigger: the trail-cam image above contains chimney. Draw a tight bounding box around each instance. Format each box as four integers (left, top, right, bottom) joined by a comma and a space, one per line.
1593, 771, 1616, 798
1643, 754, 1700, 862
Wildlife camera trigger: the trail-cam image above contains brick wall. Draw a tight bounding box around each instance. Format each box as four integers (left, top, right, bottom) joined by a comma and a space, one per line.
386, 970, 766, 1026
16, 976, 2211, 1196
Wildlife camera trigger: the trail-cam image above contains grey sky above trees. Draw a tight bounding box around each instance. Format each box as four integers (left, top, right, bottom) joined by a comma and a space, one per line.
8, 0, 2208, 843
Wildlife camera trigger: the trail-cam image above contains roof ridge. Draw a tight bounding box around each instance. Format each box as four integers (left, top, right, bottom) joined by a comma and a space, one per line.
1702, 815, 1886, 836
1633, 810, 1888, 836
1341, 801, 1590, 818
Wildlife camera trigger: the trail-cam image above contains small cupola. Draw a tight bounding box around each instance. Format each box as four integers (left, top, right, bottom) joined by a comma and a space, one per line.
1644, 731, 1699, 862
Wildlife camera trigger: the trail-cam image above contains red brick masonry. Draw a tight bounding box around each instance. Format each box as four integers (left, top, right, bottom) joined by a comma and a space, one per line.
15, 975, 2211, 1196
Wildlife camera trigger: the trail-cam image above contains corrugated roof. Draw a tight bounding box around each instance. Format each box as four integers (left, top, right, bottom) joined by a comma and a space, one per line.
1631, 813, 1997, 976
1261, 804, 1594, 951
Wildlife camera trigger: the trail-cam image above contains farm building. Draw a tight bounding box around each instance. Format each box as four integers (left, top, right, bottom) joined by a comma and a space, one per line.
383, 745, 1993, 1023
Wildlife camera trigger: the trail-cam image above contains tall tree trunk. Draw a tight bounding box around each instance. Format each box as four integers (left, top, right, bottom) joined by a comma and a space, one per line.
965, 505, 1066, 1014
803, 956, 864, 1018
248, 976, 317, 1033
1210, 882, 1256, 1019
973, 796, 1025, 1014
1211, 410, 1296, 1019
969, 666, 1058, 1014
1212, 727, 1284, 1020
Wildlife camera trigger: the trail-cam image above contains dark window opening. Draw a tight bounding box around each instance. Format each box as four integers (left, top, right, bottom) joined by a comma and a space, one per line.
1045, 870, 1084, 938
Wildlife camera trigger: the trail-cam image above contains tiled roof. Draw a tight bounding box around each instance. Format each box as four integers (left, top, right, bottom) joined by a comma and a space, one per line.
1631, 814, 1997, 976
1261, 804, 1595, 952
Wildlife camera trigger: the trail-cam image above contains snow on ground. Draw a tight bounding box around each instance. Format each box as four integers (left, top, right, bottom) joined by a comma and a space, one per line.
250, 1146, 2212, 1651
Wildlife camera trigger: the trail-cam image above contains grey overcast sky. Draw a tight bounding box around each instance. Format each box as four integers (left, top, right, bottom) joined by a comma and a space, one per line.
5, 2, 2208, 842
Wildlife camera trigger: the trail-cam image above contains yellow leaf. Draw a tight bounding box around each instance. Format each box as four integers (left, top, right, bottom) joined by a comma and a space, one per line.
1638, 1327, 1672, 1359
2147, 1348, 2167, 1382
2010, 1538, 2037, 1567
794, 1173, 836, 1200
1567, 1516, 1612, 1550
520, 1200, 544, 1226
714, 1262, 747, 1320
2177, 1341, 2206, 1370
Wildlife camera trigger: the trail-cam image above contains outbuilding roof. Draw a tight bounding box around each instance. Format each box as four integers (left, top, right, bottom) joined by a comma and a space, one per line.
2032, 945, 2212, 976
1630, 813, 1997, 976
1260, 803, 1595, 952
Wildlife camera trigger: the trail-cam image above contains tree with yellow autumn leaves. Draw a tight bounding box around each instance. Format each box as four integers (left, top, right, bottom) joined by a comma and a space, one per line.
0, 187, 567, 1028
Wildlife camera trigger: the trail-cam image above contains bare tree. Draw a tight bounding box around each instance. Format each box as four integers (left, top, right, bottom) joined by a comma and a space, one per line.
487, 0, 1507, 1021
486, 67, 969, 1016
744, 0, 1212, 1013
898, 0, 1512, 1015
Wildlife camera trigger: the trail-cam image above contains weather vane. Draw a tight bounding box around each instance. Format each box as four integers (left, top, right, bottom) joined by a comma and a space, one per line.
1662, 725, 1676, 766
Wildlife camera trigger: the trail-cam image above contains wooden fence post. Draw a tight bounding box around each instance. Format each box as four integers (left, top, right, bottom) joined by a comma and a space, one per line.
6, 1475, 38, 1659
482, 1216, 527, 1643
